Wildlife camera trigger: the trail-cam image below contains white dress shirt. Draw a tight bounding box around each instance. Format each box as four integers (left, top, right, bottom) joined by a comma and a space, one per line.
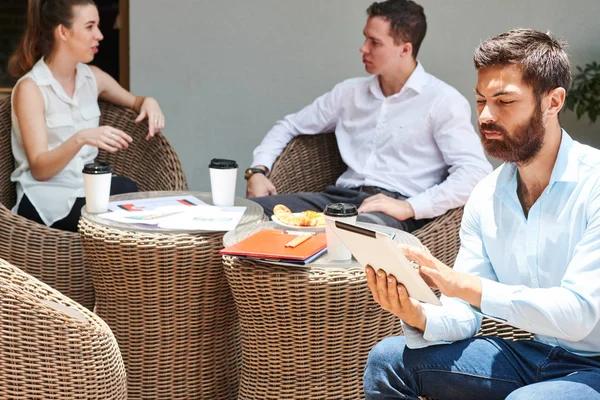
403, 132, 600, 357
252, 63, 492, 219
11, 58, 100, 226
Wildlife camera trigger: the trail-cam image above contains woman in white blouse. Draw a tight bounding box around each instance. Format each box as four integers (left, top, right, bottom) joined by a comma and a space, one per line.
8, 0, 165, 232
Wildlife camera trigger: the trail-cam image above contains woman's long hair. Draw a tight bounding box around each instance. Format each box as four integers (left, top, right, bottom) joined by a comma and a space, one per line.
8, 0, 95, 78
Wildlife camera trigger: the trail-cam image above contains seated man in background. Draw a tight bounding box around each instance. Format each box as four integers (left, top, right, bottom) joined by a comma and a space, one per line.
245, 0, 491, 232
363, 29, 600, 399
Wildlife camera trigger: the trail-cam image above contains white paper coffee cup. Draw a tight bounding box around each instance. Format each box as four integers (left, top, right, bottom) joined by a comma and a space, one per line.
324, 203, 359, 261
82, 162, 112, 213
209, 158, 238, 207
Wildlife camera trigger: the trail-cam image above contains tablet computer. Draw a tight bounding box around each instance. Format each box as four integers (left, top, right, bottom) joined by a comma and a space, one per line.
328, 219, 442, 306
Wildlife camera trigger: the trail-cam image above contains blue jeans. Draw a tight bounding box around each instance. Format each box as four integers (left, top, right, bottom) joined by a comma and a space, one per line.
364, 336, 600, 399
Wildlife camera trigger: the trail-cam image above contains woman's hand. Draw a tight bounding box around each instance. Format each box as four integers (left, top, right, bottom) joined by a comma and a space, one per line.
134, 97, 165, 140
77, 126, 133, 153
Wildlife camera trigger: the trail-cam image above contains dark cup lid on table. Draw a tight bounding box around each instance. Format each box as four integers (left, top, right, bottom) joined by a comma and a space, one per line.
324, 203, 358, 217
209, 158, 238, 169
82, 162, 112, 175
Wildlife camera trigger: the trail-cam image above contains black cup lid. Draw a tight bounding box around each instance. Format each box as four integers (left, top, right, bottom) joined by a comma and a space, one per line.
323, 202, 358, 217
209, 158, 238, 169
82, 162, 112, 174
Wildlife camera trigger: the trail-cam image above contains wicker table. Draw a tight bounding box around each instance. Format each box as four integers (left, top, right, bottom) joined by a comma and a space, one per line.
78, 191, 263, 400
222, 221, 423, 400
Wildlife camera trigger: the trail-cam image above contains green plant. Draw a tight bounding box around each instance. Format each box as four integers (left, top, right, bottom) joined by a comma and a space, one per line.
566, 61, 600, 123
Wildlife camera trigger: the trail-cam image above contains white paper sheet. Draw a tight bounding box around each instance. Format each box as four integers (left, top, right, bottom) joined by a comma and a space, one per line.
100, 195, 246, 231
158, 206, 247, 231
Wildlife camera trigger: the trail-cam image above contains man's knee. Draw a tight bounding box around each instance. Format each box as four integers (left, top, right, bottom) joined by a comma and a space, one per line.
357, 212, 389, 226
365, 336, 408, 373
506, 381, 600, 400
357, 212, 413, 231
249, 195, 278, 217
364, 336, 421, 399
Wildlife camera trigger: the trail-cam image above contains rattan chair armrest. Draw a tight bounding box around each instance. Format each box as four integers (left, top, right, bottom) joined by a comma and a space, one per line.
0, 258, 97, 321
269, 133, 346, 194
96, 101, 188, 191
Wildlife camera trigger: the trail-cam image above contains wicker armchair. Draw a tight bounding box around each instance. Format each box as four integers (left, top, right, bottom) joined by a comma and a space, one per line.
0, 257, 127, 399
0, 97, 187, 309
269, 132, 464, 266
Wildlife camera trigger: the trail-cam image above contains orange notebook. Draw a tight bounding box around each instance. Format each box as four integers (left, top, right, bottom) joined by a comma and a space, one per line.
220, 229, 327, 262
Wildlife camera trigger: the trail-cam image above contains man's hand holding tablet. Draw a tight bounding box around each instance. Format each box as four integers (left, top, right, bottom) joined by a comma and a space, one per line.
365, 265, 428, 331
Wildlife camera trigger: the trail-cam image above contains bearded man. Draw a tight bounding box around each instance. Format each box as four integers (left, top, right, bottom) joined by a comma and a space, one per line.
362, 28, 600, 400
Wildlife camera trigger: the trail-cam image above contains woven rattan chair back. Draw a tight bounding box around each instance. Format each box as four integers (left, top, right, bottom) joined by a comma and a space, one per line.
476, 319, 534, 340
0, 97, 187, 310
268, 133, 464, 266
0, 257, 127, 400
96, 101, 188, 191
0, 97, 16, 208
269, 133, 346, 193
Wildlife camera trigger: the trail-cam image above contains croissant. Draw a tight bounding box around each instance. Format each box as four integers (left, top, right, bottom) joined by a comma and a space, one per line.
273, 204, 325, 227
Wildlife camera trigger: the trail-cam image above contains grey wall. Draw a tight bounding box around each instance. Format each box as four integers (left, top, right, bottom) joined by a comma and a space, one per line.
130, 0, 600, 193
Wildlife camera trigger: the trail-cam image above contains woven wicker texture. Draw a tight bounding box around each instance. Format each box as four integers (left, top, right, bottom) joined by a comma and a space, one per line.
0, 97, 187, 310
78, 196, 263, 400
269, 133, 346, 194
96, 101, 188, 191
412, 206, 464, 268
221, 222, 425, 400
476, 318, 534, 341
0, 257, 127, 400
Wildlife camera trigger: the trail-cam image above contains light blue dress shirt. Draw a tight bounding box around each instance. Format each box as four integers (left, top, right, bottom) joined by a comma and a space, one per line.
403, 131, 600, 357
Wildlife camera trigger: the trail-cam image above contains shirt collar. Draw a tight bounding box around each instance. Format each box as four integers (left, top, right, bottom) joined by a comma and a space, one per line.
402, 62, 428, 94
32, 58, 93, 104
496, 129, 578, 192
30, 58, 53, 85
549, 130, 578, 184
368, 61, 429, 99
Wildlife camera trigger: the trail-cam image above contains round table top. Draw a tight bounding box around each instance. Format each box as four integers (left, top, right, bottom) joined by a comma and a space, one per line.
222, 221, 423, 269
81, 191, 264, 233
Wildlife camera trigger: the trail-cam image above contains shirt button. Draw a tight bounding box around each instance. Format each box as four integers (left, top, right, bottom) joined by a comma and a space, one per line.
528, 241, 535, 247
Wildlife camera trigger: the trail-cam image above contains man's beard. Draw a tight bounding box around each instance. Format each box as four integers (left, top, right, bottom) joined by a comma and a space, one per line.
479, 104, 545, 164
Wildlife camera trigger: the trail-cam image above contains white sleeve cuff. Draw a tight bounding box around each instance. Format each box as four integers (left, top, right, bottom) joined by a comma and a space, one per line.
406, 195, 434, 220
480, 278, 512, 322
421, 302, 454, 342
402, 303, 453, 349
401, 321, 430, 348
401, 321, 450, 349
251, 155, 277, 174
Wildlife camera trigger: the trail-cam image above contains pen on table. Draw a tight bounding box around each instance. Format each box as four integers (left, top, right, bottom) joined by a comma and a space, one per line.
285, 234, 313, 248
284, 230, 317, 236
